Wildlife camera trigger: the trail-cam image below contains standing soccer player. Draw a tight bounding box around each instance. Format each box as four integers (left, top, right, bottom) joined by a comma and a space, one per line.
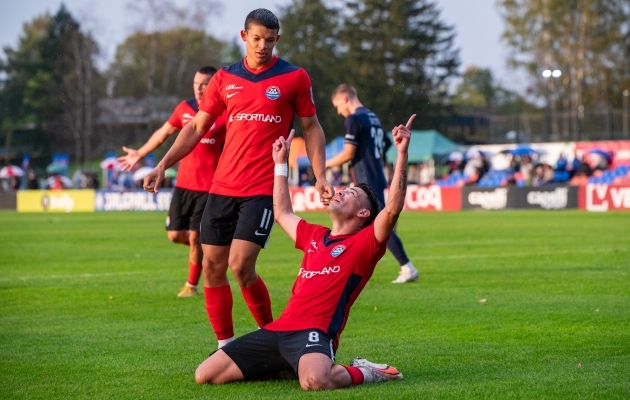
194, 115, 415, 389
118, 66, 227, 297
326, 84, 419, 283
143, 9, 334, 348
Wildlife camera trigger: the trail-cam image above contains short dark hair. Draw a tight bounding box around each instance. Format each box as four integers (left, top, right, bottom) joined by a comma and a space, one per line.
356, 183, 381, 228
197, 66, 217, 76
245, 9, 280, 31
331, 84, 358, 100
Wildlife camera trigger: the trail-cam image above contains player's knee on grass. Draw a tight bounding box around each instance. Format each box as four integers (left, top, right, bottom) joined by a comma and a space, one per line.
167, 230, 188, 244
299, 372, 331, 391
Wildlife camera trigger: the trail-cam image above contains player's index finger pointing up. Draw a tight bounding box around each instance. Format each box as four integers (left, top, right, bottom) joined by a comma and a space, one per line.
406, 114, 417, 129
287, 129, 295, 143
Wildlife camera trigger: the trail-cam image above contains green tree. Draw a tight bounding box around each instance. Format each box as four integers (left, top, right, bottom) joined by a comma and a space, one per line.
452, 66, 496, 109
499, 0, 630, 139
339, 0, 460, 131
109, 28, 239, 99
277, 0, 343, 139
276, 0, 459, 137
0, 5, 103, 167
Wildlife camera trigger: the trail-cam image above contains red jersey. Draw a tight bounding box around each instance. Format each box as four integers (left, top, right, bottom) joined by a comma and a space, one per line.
167, 99, 227, 192
199, 56, 316, 197
265, 219, 389, 349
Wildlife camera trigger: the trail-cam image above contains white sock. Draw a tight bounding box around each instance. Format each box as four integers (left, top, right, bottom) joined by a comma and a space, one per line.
185, 282, 197, 288
218, 337, 234, 349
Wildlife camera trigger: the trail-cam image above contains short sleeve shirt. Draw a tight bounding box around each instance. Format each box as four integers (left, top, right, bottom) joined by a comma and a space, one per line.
265, 219, 389, 349
344, 107, 388, 192
199, 56, 316, 197
167, 99, 227, 192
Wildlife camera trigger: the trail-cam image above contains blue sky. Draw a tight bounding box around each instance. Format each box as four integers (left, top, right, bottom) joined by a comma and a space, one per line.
0, 0, 527, 92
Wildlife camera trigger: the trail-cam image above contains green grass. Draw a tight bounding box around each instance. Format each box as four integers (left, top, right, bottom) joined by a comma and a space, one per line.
0, 210, 629, 399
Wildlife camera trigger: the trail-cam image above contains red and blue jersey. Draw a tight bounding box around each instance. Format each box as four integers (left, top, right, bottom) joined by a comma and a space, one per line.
167, 99, 227, 192
265, 219, 389, 350
199, 56, 316, 197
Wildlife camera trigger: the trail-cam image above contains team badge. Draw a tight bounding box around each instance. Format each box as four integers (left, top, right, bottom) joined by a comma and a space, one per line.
265, 86, 281, 100
330, 245, 346, 257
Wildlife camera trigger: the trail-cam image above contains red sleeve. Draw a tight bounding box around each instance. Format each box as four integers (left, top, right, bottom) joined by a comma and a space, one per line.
294, 69, 317, 117
167, 102, 185, 129
355, 224, 389, 273
294, 219, 327, 252
199, 72, 225, 116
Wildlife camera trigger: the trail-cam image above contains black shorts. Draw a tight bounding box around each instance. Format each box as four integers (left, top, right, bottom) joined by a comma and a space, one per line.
166, 187, 208, 232
200, 194, 273, 247
221, 328, 334, 380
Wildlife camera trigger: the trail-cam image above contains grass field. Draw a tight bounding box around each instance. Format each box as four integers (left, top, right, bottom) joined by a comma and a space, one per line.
1, 210, 629, 399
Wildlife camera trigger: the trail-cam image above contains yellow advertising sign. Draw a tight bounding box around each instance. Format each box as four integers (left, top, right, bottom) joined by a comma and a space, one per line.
17, 190, 95, 213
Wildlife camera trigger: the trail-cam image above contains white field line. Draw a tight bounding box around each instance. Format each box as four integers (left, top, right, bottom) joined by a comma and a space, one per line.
413, 247, 627, 261
0, 270, 147, 283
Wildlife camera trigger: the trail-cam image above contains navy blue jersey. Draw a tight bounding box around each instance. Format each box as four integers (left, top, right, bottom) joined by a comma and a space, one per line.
344, 107, 388, 191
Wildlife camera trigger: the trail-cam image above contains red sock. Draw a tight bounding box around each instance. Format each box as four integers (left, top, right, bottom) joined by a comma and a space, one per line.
343, 366, 364, 385
204, 286, 234, 340
241, 276, 273, 328
187, 262, 202, 286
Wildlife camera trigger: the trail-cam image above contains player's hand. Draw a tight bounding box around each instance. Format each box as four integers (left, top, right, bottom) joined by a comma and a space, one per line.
117, 146, 142, 172
272, 129, 295, 164
143, 165, 165, 193
392, 114, 415, 154
316, 179, 335, 206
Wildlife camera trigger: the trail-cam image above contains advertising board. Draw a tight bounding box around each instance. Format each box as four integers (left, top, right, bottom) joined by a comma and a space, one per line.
17, 190, 95, 212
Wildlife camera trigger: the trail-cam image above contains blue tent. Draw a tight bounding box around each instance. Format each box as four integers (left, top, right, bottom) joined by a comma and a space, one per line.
297, 136, 346, 167
386, 130, 462, 163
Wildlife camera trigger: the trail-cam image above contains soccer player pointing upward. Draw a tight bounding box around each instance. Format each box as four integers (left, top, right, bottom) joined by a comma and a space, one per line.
194, 114, 415, 390
143, 9, 334, 348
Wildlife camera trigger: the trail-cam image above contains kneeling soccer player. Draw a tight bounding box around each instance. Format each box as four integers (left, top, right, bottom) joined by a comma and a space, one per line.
194, 115, 416, 390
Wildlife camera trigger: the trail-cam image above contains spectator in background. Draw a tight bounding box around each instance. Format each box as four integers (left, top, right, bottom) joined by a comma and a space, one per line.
330, 166, 343, 186
86, 173, 99, 189
530, 164, 548, 187
9, 176, 20, 191
27, 171, 39, 189
463, 149, 483, 184
50, 175, 64, 190
520, 155, 533, 182
417, 162, 432, 185
555, 154, 568, 171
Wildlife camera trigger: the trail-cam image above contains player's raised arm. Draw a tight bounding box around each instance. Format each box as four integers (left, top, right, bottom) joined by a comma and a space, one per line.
272, 129, 302, 242
299, 114, 335, 205
143, 111, 218, 193
118, 122, 179, 171
373, 115, 415, 243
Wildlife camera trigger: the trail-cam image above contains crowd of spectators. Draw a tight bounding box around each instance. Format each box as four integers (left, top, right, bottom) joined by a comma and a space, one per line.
433, 148, 630, 188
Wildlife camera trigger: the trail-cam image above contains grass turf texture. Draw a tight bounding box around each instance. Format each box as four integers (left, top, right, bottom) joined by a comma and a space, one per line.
0, 210, 628, 399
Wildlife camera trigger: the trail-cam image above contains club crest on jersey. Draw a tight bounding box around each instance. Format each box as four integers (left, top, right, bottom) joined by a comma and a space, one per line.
265, 86, 281, 100
330, 245, 346, 257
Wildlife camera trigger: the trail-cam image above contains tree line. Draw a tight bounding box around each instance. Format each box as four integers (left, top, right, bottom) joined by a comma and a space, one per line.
1, 0, 629, 168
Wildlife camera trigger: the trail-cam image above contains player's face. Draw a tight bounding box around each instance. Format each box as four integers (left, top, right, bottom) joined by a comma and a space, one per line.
328, 187, 370, 220
241, 24, 280, 68
193, 72, 212, 102
332, 94, 351, 117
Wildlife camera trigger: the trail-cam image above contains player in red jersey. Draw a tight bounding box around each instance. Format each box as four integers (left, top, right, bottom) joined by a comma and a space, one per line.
142, 9, 334, 348
193, 114, 415, 390
118, 66, 227, 297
